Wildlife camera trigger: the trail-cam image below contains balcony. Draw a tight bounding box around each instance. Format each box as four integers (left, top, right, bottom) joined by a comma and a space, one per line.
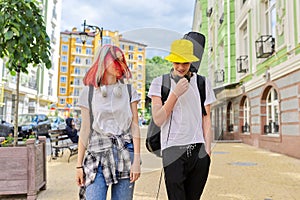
215, 69, 225, 83
255, 35, 275, 58
236, 55, 248, 73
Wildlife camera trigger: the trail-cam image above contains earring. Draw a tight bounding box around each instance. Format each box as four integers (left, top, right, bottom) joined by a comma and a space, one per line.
101, 85, 107, 97
113, 85, 122, 98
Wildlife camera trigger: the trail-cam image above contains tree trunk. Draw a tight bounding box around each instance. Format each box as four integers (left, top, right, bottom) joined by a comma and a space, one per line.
13, 67, 20, 146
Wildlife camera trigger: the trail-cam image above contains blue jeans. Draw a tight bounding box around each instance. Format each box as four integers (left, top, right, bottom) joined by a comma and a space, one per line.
85, 143, 135, 200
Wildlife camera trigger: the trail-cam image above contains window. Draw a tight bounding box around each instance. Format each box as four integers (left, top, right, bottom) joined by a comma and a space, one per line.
227, 102, 234, 132
74, 68, 80, 75
86, 48, 92, 55
60, 76, 67, 83
62, 36, 69, 42
138, 65, 142, 70
138, 55, 143, 61
75, 57, 81, 64
243, 98, 250, 133
74, 78, 80, 85
128, 54, 134, 60
61, 45, 68, 52
120, 44, 125, 50
59, 98, 66, 105
60, 87, 66, 94
76, 38, 82, 44
60, 66, 67, 73
128, 63, 133, 70
102, 36, 111, 45
265, 88, 279, 134
86, 58, 92, 65
74, 88, 80, 96
138, 47, 143, 52
76, 46, 82, 54
129, 45, 134, 51
86, 39, 92, 45
265, 0, 276, 37
61, 55, 68, 62
137, 73, 142, 80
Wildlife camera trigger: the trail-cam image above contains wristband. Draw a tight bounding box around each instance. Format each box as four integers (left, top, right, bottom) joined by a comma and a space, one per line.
76, 166, 83, 169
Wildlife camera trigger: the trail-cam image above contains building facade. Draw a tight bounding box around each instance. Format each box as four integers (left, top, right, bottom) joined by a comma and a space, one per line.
193, 0, 300, 159
0, 0, 61, 122
57, 28, 147, 118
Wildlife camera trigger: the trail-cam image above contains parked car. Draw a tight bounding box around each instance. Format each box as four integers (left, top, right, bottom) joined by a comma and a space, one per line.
49, 116, 66, 130
18, 114, 51, 138
0, 120, 14, 137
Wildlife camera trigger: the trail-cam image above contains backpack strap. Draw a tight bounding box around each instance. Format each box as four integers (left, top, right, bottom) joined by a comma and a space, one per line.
196, 75, 207, 116
127, 84, 132, 102
88, 85, 94, 140
161, 74, 171, 105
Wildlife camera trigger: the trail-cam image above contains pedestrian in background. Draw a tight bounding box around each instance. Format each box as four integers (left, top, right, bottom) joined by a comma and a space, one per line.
76, 45, 141, 200
66, 117, 79, 143
148, 39, 216, 200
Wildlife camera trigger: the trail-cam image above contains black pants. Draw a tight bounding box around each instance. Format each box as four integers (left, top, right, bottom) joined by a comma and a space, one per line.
162, 143, 211, 200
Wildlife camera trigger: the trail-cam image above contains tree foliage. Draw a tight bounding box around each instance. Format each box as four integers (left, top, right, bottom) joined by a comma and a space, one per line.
0, 0, 51, 73
145, 56, 172, 88
144, 56, 172, 120
0, 0, 51, 145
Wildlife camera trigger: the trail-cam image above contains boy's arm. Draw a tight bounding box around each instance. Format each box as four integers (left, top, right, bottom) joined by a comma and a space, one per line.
202, 104, 212, 156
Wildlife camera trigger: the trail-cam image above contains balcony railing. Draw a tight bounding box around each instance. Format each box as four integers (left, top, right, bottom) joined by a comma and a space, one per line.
236, 55, 248, 73
255, 35, 275, 58
264, 122, 279, 134
242, 124, 250, 133
228, 124, 234, 132
215, 69, 225, 83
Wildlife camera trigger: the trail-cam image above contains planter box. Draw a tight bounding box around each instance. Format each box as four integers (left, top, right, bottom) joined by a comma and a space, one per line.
0, 137, 47, 200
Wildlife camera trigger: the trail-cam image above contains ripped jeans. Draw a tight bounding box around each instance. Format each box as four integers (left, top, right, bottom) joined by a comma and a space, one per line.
85, 143, 134, 200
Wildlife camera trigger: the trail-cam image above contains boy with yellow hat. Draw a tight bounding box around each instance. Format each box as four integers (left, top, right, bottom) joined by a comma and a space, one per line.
148, 38, 216, 200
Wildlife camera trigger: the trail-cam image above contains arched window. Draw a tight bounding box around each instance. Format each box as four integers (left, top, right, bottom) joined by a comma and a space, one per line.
240, 96, 250, 134
227, 102, 234, 132
264, 87, 279, 134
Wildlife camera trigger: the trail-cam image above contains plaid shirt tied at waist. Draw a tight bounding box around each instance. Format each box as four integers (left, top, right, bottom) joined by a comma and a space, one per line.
83, 129, 132, 187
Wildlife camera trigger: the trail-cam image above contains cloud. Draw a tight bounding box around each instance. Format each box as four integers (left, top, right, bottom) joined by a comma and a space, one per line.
61, 0, 195, 57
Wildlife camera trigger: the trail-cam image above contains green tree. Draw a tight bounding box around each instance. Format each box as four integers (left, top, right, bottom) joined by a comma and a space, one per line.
144, 56, 172, 120
0, 0, 51, 146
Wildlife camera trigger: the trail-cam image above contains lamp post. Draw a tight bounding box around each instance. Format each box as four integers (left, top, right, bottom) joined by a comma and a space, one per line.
80, 20, 103, 46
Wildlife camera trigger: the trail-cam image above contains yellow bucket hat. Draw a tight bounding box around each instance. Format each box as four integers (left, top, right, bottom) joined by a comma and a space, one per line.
165, 39, 199, 63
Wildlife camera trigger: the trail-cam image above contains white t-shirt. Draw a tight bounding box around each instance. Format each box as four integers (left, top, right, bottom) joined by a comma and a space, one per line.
148, 73, 216, 150
78, 83, 140, 136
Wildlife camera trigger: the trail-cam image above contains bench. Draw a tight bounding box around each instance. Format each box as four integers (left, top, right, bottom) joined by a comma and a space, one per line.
48, 129, 78, 162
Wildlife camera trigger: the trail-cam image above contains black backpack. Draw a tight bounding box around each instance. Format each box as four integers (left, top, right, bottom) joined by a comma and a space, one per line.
145, 74, 206, 157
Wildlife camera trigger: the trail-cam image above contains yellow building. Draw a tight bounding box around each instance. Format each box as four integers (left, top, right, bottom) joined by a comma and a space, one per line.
58, 29, 146, 117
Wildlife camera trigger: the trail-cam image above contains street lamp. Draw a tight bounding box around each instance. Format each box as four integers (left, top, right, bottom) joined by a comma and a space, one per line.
80, 19, 103, 46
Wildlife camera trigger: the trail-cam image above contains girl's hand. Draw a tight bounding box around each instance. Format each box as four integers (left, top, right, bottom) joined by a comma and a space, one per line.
76, 168, 85, 187
130, 159, 141, 183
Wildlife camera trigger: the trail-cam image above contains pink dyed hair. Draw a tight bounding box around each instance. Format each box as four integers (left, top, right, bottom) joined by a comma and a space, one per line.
83, 45, 132, 87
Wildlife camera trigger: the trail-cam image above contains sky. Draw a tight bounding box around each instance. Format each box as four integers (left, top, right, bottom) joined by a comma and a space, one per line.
61, 0, 196, 58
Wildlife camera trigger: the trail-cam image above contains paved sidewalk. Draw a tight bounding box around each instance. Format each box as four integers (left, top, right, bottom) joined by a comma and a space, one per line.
5, 126, 299, 200
36, 140, 300, 200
